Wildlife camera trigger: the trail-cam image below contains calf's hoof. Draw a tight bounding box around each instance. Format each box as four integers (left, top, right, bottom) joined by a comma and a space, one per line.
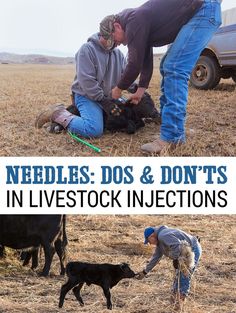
60, 269, 66, 276
58, 301, 63, 308
38, 270, 49, 277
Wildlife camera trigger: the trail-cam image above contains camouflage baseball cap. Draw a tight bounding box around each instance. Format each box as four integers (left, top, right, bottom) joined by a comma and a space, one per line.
99, 15, 117, 49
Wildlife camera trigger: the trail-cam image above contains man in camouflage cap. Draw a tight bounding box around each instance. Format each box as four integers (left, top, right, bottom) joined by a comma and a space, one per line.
99, 0, 222, 155
99, 15, 117, 50
35, 31, 126, 138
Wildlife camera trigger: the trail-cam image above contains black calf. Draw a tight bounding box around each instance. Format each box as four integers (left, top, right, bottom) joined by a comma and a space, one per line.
59, 261, 136, 310
49, 91, 160, 134
0, 245, 5, 258
103, 100, 144, 134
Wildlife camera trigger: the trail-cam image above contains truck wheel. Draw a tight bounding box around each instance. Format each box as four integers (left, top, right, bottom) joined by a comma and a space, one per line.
190, 55, 221, 90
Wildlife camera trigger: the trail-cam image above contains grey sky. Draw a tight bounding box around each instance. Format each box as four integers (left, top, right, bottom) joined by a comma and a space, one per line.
0, 0, 235, 56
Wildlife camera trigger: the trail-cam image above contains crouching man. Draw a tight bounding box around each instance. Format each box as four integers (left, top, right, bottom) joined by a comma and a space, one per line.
35, 32, 126, 138
137, 225, 202, 311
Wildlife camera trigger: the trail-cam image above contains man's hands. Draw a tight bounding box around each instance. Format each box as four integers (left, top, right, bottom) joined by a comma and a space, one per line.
112, 86, 122, 99
101, 84, 146, 117
128, 87, 146, 104
136, 270, 147, 280
112, 85, 146, 105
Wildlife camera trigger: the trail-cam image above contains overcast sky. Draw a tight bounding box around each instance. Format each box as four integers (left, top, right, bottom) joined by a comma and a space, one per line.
0, 0, 235, 57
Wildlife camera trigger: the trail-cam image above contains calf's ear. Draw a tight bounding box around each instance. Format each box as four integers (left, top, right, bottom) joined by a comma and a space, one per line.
120, 263, 128, 271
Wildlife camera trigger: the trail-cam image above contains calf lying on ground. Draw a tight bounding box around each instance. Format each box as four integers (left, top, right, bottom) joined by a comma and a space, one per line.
102, 91, 160, 134
59, 262, 136, 310
49, 91, 160, 134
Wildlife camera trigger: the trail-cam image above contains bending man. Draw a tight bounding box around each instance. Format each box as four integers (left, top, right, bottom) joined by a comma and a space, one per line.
99, 0, 222, 153
137, 226, 202, 311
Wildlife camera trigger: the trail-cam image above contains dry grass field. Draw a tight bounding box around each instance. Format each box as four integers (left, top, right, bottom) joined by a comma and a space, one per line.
0, 215, 236, 313
0, 64, 235, 313
0, 63, 235, 157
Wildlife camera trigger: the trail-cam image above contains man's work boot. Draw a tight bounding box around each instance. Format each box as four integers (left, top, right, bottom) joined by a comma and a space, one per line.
140, 138, 173, 155
35, 103, 74, 129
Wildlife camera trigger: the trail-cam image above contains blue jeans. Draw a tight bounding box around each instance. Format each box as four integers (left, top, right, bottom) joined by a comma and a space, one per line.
172, 241, 202, 296
160, 0, 222, 143
67, 94, 104, 138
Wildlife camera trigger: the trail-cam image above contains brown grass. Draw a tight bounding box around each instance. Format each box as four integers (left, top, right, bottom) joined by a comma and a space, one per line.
0, 64, 235, 312
0, 64, 235, 157
0, 215, 236, 313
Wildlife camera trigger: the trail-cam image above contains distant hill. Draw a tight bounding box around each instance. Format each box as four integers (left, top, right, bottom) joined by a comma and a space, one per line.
0, 51, 163, 66
0, 52, 75, 65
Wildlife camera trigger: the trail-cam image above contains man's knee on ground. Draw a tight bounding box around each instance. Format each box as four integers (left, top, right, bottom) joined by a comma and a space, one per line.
87, 125, 103, 138
67, 115, 103, 138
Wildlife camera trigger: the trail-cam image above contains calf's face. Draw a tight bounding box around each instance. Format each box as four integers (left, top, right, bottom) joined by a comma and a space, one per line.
120, 263, 136, 278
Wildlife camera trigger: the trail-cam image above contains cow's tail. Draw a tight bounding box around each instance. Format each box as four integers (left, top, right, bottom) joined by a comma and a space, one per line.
62, 215, 68, 251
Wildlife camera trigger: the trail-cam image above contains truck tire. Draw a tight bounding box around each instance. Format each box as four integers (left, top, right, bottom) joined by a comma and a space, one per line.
190, 55, 221, 90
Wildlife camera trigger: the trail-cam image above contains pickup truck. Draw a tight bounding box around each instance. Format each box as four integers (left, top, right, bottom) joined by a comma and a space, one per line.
190, 23, 236, 89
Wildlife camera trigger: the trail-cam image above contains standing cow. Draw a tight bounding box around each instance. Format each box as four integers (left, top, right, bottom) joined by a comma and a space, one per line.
0, 244, 5, 257
0, 215, 67, 276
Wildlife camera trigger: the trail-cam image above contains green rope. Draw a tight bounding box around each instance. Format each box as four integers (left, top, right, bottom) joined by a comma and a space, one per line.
68, 131, 101, 153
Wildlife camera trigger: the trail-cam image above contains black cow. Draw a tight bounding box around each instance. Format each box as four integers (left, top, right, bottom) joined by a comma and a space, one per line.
48, 90, 160, 134
0, 245, 5, 258
0, 215, 67, 276
59, 262, 136, 310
